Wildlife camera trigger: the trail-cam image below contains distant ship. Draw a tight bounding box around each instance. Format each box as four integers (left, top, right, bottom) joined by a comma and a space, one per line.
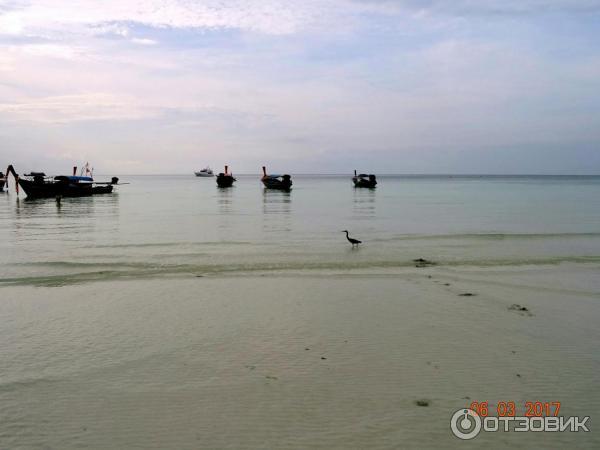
194, 167, 214, 177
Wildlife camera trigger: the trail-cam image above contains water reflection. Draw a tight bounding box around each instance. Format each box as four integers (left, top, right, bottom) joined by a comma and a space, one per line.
215, 187, 235, 233
11, 194, 120, 242
262, 189, 292, 232
15, 194, 119, 217
352, 187, 376, 219
216, 187, 234, 214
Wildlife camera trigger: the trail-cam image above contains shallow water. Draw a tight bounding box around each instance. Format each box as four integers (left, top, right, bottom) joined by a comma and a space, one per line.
1, 175, 600, 285
1, 175, 600, 449
2, 272, 600, 449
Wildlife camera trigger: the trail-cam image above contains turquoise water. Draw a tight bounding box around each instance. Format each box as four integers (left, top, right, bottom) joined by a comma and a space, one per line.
1, 175, 600, 286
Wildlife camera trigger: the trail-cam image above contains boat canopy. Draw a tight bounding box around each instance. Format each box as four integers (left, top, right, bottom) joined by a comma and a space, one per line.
54, 175, 94, 182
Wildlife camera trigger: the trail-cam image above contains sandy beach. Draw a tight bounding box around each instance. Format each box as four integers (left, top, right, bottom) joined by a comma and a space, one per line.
2, 263, 599, 449
3, 0, 600, 446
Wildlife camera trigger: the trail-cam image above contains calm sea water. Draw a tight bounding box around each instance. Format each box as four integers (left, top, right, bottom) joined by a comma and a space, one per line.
1, 175, 600, 286
2, 174, 600, 449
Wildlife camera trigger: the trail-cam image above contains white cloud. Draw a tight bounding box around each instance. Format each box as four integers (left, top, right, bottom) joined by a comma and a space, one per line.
0, 0, 349, 37
351, 0, 600, 16
0, 93, 157, 122
15, 43, 87, 60
131, 37, 157, 45
2, 1, 599, 43
0, 52, 14, 70
0, 0, 599, 173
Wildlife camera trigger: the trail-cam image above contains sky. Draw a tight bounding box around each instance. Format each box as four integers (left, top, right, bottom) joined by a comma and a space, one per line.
0, 0, 599, 174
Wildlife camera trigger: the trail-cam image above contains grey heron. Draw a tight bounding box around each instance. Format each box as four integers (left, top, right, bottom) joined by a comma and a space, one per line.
341, 230, 362, 247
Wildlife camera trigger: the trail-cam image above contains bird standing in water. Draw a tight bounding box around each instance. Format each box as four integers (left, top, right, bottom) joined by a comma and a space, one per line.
342, 230, 362, 247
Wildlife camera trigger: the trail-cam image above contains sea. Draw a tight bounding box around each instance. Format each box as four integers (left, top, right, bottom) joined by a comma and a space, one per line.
1, 174, 600, 449
1, 174, 600, 286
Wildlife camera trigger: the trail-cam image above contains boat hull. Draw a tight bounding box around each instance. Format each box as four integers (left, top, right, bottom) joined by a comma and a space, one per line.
17, 178, 113, 198
262, 178, 292, 190
216, 175, 235, 187
194, 172, 214, 177
352, 176, 377, 188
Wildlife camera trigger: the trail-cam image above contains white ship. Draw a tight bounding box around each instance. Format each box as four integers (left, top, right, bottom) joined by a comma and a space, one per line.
194, 167, 214, 177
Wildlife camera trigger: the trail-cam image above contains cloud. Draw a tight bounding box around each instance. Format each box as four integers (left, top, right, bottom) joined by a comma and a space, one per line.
351, 0, 600, 16
131, 37, 157, 45
0, 0, 347, 38
1, 1, 599, 173
2, 1, 599, 45
0, 93, 157, 122
14, 43, 87, 59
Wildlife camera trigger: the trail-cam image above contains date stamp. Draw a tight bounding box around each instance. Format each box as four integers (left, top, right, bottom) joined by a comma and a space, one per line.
450, 401, 590, 440
468, 401, 561, 417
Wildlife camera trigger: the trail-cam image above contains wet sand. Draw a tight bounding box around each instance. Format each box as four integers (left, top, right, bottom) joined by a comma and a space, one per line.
1, 263, 599, 449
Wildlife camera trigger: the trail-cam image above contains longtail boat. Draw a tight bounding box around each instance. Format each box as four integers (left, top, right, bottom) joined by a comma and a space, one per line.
216, 165, 236, 188
261, 166, 292, 190
352, 170, 377, 188
4, 165, 120, 198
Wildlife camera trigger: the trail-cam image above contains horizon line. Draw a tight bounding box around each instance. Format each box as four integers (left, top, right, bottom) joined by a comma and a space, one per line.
91, 173, 600, 177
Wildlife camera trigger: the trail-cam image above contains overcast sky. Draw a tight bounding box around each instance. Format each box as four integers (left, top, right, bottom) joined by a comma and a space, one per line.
1, 0, 599, 174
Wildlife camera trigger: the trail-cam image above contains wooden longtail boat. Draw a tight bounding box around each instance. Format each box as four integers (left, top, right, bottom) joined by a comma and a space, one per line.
352, 170, 377, 188
261, 166, 292, 190
216, 165, 236, 188
4, 165, 120, 198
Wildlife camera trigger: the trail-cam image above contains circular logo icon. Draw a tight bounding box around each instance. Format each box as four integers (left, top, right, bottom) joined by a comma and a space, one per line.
450, 408, 482, 440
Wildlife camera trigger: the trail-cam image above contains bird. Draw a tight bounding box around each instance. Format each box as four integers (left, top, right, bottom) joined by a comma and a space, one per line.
341, 230, 362, 247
